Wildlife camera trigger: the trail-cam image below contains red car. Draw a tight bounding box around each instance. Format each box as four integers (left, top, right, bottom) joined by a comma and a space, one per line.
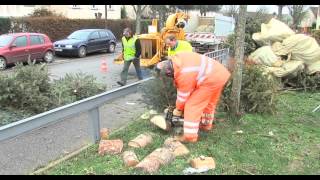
0, 32, 54, 70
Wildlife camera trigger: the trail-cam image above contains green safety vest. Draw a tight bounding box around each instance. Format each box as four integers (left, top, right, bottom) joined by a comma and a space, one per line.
122, 36, 137, 61
168, 40, 193, 56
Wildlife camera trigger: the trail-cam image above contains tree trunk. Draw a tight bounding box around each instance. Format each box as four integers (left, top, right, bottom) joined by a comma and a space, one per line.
159, 8, 166, 29
317, 5, 320, 30
278, 5, 283, 20
230, 5, 247, 119
105, 5, 108, 28
136, 14, 141, 34
134, 5, 146, 34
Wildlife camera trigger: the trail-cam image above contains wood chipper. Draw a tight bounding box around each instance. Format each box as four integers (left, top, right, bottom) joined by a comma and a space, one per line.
113, 12, 190, 68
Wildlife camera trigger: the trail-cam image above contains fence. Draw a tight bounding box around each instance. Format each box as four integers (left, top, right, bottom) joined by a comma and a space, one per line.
204, 48, 229, 65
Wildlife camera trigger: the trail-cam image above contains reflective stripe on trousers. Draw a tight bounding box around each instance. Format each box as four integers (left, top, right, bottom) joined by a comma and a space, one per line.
184, 121, 199, 135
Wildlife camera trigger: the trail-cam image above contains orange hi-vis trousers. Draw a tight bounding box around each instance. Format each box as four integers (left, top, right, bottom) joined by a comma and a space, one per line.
172, 52, 231, 139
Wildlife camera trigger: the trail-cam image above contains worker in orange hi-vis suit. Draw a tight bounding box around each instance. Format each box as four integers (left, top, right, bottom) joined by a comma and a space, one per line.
156, 52, 231, 143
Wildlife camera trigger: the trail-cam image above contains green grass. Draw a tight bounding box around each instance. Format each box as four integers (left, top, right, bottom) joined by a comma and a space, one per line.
43, 92, 320, 175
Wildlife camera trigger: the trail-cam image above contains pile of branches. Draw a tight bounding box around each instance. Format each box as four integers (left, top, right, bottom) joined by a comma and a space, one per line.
281, 70, 320, 91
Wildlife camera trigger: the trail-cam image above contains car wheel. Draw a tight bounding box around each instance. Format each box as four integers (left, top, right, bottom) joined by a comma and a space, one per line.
108, 43, 115, 53
0, 57, 7, 70
78, 46, 87, 58
43, 50, 54, 63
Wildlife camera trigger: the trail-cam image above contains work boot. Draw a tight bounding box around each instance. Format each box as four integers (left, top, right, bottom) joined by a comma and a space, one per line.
175, 134, 198, 143
199, 123, 215, 132
199, 113, 215, 132
117, 81, 125, 86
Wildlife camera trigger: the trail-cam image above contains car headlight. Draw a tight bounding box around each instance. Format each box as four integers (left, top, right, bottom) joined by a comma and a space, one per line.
65, 45, 73, 49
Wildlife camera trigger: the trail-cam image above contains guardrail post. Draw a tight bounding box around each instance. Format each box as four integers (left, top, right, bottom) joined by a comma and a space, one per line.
88, 107, 101, 143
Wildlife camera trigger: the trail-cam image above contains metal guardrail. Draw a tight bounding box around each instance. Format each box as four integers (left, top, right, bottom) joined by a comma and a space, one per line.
0, 77, 154, 142
204, 48, 229, 64
0, 49, 228, 143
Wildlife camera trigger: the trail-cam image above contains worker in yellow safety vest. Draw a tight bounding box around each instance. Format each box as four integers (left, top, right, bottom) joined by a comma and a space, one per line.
117, 28, 143, 86
164, 34, 193, 56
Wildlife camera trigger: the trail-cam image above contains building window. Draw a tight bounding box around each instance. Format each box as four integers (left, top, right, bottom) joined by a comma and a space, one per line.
91, 5, 98, 10
71, 5, 80, 9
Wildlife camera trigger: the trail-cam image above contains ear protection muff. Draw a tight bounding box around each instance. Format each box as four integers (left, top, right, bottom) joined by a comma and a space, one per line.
155, 60, 174, 78
165, 59, 174, 78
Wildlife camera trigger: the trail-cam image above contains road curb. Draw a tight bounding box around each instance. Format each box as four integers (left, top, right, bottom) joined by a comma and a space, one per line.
30, 144, 92, 175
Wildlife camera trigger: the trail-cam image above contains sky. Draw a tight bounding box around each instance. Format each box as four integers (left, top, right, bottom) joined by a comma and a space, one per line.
225, 5, 319, 14
247, 5, 288, 14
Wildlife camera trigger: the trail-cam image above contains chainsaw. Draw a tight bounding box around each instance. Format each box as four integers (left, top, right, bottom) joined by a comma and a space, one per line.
165, 106, 184, 128
150, 106, 184, 135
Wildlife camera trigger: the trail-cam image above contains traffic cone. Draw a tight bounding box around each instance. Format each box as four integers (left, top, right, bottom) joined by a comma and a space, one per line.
100, 59, 108, 73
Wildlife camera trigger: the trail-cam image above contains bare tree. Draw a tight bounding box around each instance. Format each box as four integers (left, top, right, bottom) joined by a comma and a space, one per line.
317, 5, 320, 30
197, 5, 222, 16
224, 5, 239, 27
287, 5, 308, 30
132, 5, 148, 34
277, 5, 286, 20
105, 5, 108, 28
150, 5, 171, 29
231, 5, 247, 119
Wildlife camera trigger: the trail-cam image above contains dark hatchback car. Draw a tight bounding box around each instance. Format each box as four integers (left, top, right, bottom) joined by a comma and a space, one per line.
0, 32, 54, 70
54, 29, 117, 58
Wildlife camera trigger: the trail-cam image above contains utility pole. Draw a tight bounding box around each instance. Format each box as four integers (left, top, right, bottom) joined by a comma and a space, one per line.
105, 5, 108, 29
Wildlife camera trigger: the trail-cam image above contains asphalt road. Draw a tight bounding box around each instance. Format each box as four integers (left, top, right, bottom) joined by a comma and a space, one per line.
0, 46, 153, 175
51, 43, 151, 86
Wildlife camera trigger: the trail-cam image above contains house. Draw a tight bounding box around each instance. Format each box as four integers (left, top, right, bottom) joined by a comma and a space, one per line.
0, 5, 121, 19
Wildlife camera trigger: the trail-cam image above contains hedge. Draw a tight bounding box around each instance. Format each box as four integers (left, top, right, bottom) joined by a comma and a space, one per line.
4, 17, 151, 42
0, 17, 11, 35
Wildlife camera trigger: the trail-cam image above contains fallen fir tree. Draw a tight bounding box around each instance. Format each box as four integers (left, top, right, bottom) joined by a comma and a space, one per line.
140, 64, 279, 115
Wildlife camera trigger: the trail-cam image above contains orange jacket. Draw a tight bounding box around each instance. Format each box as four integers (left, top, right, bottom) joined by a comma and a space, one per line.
172, 52, 231, 111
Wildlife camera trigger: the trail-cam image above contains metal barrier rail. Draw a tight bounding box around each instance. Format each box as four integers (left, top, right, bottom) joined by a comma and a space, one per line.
204, 48, 229, 64
0, 49, 229, 143
0, 77, 154, 142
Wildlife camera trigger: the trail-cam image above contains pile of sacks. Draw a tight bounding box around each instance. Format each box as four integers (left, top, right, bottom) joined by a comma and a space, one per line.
248, 18, 320, 77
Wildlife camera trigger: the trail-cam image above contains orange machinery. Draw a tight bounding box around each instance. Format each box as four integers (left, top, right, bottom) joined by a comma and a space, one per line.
114, 12, 189, 67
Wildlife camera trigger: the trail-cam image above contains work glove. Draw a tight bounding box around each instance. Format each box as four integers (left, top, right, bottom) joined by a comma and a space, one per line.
173, 108, 183, 117
172, 108, 183, 125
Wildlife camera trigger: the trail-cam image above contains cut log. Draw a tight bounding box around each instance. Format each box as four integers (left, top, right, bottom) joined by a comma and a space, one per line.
128, 133, 153, 148
135, 148, 175, 173
190, 156, 216, 170
148, 148, 175, 165
150, 115, 169, 131
122, 151, 139, 167
98, 139, 123, 156
100, 128, 109, 140
135, 156, 161, 173
163, 137, 190, 157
